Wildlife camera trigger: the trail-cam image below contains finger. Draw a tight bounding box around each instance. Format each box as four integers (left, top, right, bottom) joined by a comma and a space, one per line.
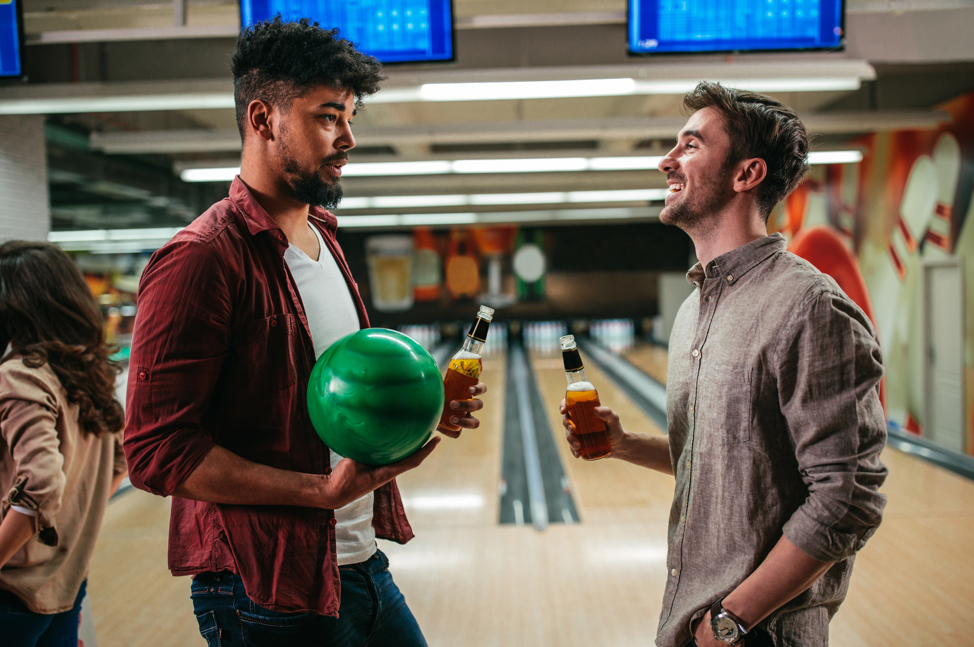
593, 406, 620, 427
438, 427, 461, 439
453, 414, 480, 430
468, 382, 487, 396
451, 398, 484, 413
399, 435, 441, 469
558, 399, 567, 414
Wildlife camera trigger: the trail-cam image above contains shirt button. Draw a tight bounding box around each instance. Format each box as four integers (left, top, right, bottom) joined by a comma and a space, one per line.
270, 319, 278, 327
680, 515, 686, 523
329, 518, 337, 527
277, 233, 285, 242
691, 349, 699, 357
686, 459, 692, 469
688, 405, 694, 413
727, 275, 734, 283
138, 371, 147, 380
671, 568, 678, 577
324, 466, 332, 475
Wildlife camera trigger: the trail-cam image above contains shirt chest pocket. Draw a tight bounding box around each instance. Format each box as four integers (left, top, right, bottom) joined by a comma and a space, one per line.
696, 363, 753, 446
242, 314, 297, 393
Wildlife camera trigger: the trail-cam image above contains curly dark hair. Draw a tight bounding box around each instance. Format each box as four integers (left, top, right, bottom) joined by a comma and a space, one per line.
231, 17, 386, 140
683, 82, 809, 220
0, 241, 124, 437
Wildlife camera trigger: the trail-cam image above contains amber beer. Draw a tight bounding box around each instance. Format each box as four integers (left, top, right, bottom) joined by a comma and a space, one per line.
561, 335, 611, 460
437, 305, 494, 433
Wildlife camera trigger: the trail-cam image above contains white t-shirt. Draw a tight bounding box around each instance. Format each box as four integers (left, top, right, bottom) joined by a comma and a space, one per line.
284, 221, 377, 566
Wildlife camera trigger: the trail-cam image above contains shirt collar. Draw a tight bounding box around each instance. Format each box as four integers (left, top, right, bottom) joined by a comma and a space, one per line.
229, 176, 339, 239
685, 233, 786, 288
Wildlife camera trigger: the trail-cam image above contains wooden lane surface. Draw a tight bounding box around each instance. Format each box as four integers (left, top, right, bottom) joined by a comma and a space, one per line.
85, 349, 974, 646
621, 340, 670, 385
387, 352, 673, 646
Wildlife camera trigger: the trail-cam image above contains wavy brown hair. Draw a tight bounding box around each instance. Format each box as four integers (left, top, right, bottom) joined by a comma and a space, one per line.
683, 82, 809, 221
0, 241, 124, 436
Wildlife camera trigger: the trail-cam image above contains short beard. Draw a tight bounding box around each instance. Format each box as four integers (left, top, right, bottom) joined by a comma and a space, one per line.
661, 159, 736, 235
278, 131, 344, 210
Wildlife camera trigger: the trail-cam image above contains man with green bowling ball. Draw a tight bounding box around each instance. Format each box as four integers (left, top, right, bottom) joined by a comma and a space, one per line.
124, 18, 485, 647
560, 83, 887, 647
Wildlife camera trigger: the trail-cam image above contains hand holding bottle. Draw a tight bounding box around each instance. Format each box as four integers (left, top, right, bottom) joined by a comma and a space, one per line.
440, 382, 488, 439
559, 400, 627, 460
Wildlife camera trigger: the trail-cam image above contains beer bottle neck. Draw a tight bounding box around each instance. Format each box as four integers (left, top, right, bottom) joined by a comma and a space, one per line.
460, 335, 485, 356
565, 367, 589, 386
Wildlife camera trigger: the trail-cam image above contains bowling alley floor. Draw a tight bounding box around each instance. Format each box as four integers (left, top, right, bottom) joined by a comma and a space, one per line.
88, 347, 974, 646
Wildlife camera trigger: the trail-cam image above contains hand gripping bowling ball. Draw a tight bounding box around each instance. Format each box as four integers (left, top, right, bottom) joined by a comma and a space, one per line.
307, 328, 445, 465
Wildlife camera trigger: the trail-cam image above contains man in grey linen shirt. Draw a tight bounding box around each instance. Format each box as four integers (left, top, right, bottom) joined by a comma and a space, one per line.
561, 82, 887, 647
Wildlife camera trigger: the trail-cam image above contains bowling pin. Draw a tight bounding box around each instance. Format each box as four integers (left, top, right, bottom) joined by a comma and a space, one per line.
922, 134, 961, 261
897, 135, 964, 430
867, 155, 938, 425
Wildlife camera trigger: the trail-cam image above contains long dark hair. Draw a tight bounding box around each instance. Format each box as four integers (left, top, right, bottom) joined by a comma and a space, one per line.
0, 241, 124, 436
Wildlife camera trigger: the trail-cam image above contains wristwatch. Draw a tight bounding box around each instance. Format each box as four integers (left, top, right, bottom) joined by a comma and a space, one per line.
709, 597, 749, 644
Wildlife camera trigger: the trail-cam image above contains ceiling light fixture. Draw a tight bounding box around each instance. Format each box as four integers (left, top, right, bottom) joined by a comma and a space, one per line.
180, 151, 858, 183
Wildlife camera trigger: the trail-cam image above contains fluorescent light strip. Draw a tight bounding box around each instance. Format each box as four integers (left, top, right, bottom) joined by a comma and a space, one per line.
180, 151, 856, 183
49, 227, 183, 243
419, 78, 637, 101
337, 207, 659, 228
336, 189, 670, 210
807, 150, 864, 165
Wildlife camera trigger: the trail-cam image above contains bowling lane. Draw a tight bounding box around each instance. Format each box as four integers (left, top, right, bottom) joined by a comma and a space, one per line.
621, 340, 669, 386
383, 351, 674, 646
528, 351, 673, 525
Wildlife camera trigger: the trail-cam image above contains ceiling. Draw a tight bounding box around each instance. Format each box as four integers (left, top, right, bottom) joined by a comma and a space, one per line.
5, 0, 974, 235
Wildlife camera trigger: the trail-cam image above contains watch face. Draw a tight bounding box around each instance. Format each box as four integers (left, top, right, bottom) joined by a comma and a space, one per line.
712, 615, 740, 643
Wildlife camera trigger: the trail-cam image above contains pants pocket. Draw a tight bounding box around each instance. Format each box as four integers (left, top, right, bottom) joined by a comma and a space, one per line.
195, 610, 222, 647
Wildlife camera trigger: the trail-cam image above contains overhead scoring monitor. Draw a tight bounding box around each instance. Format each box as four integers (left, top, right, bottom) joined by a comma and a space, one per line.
240, 0, 454, 64
629, 0, 844, 55
0, 0, 24, 80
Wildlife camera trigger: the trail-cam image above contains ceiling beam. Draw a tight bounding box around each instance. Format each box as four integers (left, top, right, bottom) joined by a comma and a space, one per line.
89, 111, 950, 156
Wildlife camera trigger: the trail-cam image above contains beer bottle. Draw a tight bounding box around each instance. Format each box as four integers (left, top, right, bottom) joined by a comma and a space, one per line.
560, 334, 611, 460
437, 305, 494, 434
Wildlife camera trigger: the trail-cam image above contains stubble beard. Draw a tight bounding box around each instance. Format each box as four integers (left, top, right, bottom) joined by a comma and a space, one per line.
660, 168, 735, 238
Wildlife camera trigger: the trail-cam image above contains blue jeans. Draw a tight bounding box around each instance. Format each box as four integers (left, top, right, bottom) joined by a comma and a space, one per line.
190, 549, 427, 647
0, 580, 86, 647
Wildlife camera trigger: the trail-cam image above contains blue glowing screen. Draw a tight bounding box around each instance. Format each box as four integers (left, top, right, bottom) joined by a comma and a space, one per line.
629, 0, 844, 54
240, 0, 454, 63
0, 0, 23, 79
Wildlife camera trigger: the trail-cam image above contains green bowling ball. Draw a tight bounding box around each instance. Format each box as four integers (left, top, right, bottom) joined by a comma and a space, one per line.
308, 328, 445, 465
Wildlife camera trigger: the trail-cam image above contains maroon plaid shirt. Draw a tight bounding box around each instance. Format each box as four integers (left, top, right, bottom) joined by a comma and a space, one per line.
124, 177, 414, 616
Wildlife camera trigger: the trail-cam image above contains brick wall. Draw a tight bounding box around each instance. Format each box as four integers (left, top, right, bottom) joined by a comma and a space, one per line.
0, 115, 50, 242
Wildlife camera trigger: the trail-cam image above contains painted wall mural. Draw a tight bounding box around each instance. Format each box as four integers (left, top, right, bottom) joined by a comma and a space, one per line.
776, 90, 974, 457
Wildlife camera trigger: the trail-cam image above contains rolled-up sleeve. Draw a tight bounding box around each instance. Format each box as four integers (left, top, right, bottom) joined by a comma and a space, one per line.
0, 367, 65, 546
124, 237, 232, 497
776, 287, 888, 563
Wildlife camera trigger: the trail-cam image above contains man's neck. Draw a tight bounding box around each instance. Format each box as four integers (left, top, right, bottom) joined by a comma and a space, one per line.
688, 207, 768, 268
239, 159, 310, 243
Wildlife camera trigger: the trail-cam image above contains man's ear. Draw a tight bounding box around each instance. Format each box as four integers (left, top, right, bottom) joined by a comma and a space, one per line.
733, 158, 767, 194
246, 99, 275, 142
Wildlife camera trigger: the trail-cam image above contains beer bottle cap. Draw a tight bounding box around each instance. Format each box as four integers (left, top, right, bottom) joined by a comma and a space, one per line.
477, 305, 495, 322
559, 335, 576, 351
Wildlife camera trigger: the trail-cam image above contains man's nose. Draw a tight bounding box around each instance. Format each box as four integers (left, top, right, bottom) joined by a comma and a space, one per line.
658, 153, 677, 174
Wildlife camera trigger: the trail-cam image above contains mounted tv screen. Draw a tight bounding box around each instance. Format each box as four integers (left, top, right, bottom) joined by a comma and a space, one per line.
240, 0, 454, 64
629, 0, 844, 55
0, 0, 25, 80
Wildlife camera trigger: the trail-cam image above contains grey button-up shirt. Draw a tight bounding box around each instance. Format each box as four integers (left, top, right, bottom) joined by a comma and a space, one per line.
658, 234, 888, 647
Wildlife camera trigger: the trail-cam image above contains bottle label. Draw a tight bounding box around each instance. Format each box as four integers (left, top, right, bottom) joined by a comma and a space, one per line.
449, 357, 482, 379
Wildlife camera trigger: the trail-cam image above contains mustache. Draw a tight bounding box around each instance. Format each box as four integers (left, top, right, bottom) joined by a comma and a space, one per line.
667, 173, 687, 184
322, 153, 349, 166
